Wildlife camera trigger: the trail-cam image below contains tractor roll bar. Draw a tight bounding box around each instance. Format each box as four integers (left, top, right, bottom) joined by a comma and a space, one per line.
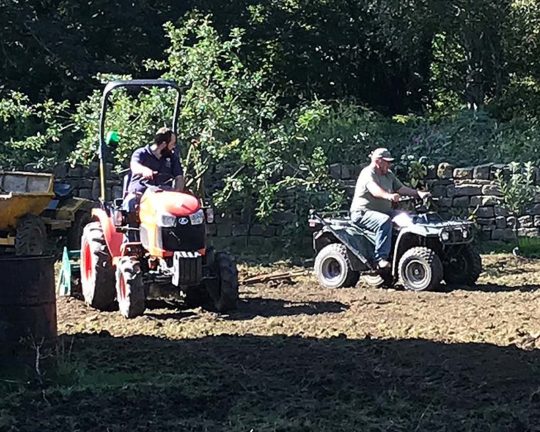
98, 79, 182, 202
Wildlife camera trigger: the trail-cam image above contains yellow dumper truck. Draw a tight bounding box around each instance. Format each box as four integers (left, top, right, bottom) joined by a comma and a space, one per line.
0, 171, 94, 255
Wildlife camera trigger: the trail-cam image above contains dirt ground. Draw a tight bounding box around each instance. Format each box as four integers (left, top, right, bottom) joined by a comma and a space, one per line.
2, 253, 540, 431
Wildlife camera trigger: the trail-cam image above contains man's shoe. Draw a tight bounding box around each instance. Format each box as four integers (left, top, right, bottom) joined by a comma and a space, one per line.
377, 259, 391, 270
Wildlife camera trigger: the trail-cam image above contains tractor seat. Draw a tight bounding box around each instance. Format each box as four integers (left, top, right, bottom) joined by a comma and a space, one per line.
54, 182, 74, 199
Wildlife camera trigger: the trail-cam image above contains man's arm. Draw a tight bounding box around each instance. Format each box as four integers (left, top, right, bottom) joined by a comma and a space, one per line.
366, 181, 400, 202
397, 185, 431, 199
174, 175, 185, 192
130, 150, 155, 179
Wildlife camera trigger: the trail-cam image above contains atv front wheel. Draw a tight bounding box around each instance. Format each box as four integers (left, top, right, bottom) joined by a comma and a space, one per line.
15, 214, 47, 256
398, 246, 443, 291
116, 256, 145, 318
80, 221, 116, 310
314, 243, 359, 289
443, 244, 482, 286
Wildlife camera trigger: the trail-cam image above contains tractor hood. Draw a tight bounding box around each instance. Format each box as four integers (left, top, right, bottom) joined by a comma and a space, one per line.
141, 189, 201, 217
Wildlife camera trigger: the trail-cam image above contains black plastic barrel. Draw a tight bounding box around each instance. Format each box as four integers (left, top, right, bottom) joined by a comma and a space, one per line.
0, 255, 57, 357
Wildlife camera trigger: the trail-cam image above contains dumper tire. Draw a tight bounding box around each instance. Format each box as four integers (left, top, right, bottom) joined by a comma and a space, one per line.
15, 214, 47, 256
314, 243, 360, 289
116, 256, 145, 318
444, 244, 482, 286
398, 247, 443, 292
80, 222, 116, 310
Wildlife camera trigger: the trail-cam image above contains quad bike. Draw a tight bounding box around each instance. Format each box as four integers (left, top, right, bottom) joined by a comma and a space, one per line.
308, 197, 482, 291
79, 79, 239, 318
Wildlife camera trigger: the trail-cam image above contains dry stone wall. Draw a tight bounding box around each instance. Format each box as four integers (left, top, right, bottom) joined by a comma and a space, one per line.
52, 160, 540, 246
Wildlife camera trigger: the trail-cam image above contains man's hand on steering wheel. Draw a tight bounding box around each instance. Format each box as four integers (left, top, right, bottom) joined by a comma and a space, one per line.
418, 190, 431, 200
141, 167, 156, 180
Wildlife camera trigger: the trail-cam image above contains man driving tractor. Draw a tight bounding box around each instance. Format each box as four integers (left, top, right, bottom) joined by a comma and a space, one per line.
350, 148, 431, 270
123, 126, 185, 240
124, 127, 184, 206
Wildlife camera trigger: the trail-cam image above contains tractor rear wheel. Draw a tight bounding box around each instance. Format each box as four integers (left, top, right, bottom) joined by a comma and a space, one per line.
211, 252, 239, 312
314, 243, 359, 289
398, 246, 443, 291
443, 244, 482, 286
80, 222, 116, 310
116, 256, 145, 318
15, 214, 47, 256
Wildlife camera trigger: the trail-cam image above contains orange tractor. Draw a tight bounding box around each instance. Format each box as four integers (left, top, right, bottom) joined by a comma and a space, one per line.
79, 80, 239, 318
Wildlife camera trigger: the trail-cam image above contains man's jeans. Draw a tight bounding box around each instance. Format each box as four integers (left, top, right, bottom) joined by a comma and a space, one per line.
351, 210, 396, 261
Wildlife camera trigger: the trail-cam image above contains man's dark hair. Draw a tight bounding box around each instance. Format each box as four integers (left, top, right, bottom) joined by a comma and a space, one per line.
154, 127, 174, 146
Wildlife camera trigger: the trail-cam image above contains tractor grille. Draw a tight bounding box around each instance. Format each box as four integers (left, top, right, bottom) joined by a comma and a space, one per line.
161, 223, 205, 251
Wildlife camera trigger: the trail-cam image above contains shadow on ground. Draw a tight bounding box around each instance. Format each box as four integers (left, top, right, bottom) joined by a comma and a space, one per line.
2, 334, 539, 432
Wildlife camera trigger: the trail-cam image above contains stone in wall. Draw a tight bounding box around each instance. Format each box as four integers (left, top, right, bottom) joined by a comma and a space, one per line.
329, 163, 341, 179
476, 207, 494, 218
492, 229, 517, 241
449, 184, 483, 197
453, 167, 473, 179
473, 164, 491, 180
68, 165, 83, 178
452, 196, 470, 207
78, 189, 93, 199
437, 163, 454, 179
518, 216, 533, 228
495, 217, 507, 229
470, 195, 502, 207
481, 184, 502, 196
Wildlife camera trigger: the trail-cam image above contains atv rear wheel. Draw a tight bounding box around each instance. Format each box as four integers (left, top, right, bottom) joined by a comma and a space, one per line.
15, 214, 47, 256
116, 256, 145, 318
398, 246, 443, 291
80, 221, 116, 310
443, 244, 482, 286
314, 243, 359, 289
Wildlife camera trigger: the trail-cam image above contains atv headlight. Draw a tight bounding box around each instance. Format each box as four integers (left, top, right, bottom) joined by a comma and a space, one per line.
440, 230, 450, 242
462, 228, 469, 239
158, 212, 177, 227
189, 209, 204, 225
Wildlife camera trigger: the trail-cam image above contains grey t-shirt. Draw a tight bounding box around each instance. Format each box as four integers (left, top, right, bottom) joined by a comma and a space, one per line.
350, 166, 403, 215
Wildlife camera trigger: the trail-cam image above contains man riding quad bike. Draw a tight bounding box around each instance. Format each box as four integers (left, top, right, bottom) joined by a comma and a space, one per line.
311, 146, 482, 291
308, 197, 482, 291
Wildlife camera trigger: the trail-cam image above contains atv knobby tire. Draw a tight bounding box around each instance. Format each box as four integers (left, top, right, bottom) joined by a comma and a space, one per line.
80, 221, 116, 310
443, 244, 482, 286
15, 214, 47, 256
116, 256, 145, 318
398, 246, 443, 291
314, 243, 359, 289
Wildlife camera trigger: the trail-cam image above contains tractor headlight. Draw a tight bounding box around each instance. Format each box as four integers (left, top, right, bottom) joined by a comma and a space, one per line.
189, 209, 204, 225
440, 230, 450, 242
158, 212, 177, 227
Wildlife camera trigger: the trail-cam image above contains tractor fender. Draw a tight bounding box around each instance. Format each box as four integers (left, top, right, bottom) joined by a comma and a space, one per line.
91, 208, 123, 259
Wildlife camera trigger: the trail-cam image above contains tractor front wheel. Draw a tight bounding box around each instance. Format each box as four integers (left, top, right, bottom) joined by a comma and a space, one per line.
116, 256, 145, 318
80, 222, 116, 310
